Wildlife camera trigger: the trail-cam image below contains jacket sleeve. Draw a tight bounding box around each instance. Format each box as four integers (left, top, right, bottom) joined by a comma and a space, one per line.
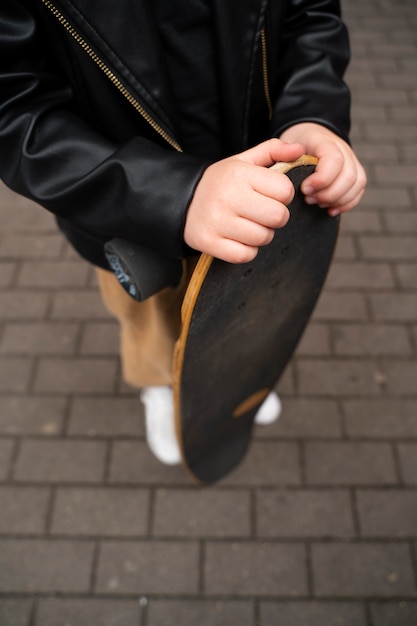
268, 0, 351, 142
0, 0, 210, 260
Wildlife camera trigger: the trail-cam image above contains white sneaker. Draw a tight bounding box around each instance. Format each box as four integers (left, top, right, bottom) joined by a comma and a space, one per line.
254, 391, 282, 425
140, 386, 182, 465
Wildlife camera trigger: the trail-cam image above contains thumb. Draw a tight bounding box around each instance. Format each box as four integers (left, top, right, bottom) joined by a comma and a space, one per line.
237, 138, 305, 168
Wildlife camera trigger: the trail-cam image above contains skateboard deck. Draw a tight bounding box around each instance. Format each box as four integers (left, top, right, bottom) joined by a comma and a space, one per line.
173, 156, 340, 485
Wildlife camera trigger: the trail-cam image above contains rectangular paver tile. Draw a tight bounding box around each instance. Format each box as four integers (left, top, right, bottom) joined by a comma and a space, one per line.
205, 542, 307, 596
51, 292, 110, 320
17, 261, 89, 288
0, 292, 49, 320
305, 442, 397, 486
153, 489, 250, 538
0, 357, 33, 393
312, 543, 416, 597
0, 540, 94, 592
344, 400, 417, 438
221, 442, 301, 486
370, 601, 417, 626
256, 489, 354, 538
0, 397, 65, 435
312, 292, 368, 321
34, 358, 118, 394
255, 399, 342, 439
147, 600, 254, 626
110, 441, 189, 486
14, 440, 107, 483
68, 397, 143, 437
260, 601, 367, 626
51, 488, 149, 536
0, 487, 49, 534
0, 599, 32, 626
95, 541, 199, 595
297, 359, 385, 396
0, 440, 15, 480
333, 324, 411, 356
36, 598, 140, 626
398, 444, 417, 485
0, 323, 79, 355
357, 490, 417, 538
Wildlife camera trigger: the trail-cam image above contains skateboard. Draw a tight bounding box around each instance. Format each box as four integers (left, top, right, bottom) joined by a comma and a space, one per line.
105, 156, 340, 485
172, 156, 340, 484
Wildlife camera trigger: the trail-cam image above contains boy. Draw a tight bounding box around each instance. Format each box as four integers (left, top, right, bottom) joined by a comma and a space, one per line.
0, 0, 366, 463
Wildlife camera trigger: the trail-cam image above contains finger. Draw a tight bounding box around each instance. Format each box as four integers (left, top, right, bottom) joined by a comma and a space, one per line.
238, 195, 291, 229
238, 138, 305, 169
210, 238, 260, 264
301, 143, 345, 195
221, 217, 275, 248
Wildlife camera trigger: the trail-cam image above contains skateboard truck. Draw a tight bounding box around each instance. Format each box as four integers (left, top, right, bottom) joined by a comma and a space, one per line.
104, 238, 183, 301
104, 156, 318, 302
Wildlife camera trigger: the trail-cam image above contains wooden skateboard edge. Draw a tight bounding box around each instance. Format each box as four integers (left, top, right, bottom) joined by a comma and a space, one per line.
172, 156, 320, 485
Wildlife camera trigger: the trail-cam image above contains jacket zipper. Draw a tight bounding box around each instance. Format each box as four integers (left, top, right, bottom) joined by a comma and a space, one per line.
260, 27, 273, 121
41, 0, 182, 153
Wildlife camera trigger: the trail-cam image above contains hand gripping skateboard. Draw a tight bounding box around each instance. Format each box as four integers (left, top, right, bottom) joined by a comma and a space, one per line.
173, 156, 339, 484
105, 156, 340, 484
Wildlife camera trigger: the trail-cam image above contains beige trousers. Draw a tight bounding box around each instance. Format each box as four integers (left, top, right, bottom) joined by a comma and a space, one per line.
96, 263, 194, 388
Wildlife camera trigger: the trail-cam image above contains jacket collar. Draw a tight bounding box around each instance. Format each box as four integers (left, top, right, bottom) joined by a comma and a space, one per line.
50, 0, 266, 150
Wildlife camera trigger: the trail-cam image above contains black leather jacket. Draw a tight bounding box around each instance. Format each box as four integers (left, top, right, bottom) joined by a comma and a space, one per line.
0, 0, 350, 268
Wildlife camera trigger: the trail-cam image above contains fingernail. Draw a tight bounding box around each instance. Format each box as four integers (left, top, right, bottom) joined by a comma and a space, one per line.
304, 196, 317, 205
303, 185, 314, 195
328, 208, 340, 217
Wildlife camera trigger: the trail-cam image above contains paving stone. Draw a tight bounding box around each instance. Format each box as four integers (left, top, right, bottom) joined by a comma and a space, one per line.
357, 490, 417, 538
0, 439, 15, 480
312, 292, 369, 321
80, 321, 119, 355
33, 357, 118, 393
254, 398, 342, 439
295, 323, 331, 356
341, 209, 383, 233
312, 542, 416, 597
35, 598, 141, 626
14, 439, 106, 483
370, 601, 417, 626
256, 489, 354, 538
325, 261, 394, 289
0, 262, 17, 288
95, 541, 199, 595
17, 261, 89, 288
297, 359, 385, 396
0, 184, 54, 229
0, 357, 33, 392
333, 324, 411, 356
0, 292, 49, 320
0, 487, 49, 534
380, 360, 417, 395
370, 294, 417, 321
397, 443, 417, 485
360, 186, 412, 210
0, 599, 32, 626
0, 322, 79, 355
204, 542, 307, 596
344, 399, 417, 438
153, 489, 250, 537
375, 165, 417, 185
0, 234, 63, 259
305, 442, 397, 486
147, 599, 254, 626
51, 291, 111, 320
260, 601, 367, 626
0, 396, 65, 435
221, 441, 301, 486
51, 487, 149, 536
109, 441, 189, 485
333, 236, 357, 260
359, 236, 417, 260
68, 397, 144, 437
0, 539, 94, 592
396, 263, 417, 288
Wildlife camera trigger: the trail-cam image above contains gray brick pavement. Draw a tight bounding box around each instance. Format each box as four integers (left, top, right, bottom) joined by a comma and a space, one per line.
0, 0, 416, 624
